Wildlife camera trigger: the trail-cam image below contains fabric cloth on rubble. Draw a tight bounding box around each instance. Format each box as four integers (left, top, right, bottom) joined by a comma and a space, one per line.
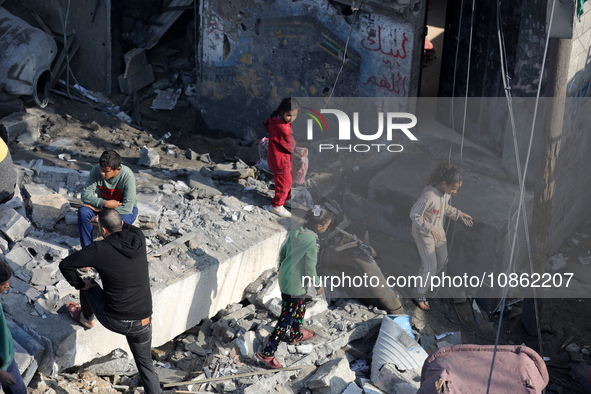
0, 138, 16, 204
59, 221, 159, 394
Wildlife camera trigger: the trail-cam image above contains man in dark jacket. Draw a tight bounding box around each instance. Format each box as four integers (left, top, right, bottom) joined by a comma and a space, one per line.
59, 209, 160, 394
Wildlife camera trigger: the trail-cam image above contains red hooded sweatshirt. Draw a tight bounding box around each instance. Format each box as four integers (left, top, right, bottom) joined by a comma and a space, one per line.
264, 116, 296, 174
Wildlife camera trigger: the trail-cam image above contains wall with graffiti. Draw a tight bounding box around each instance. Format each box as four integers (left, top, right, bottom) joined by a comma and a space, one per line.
198, 0, 425, 138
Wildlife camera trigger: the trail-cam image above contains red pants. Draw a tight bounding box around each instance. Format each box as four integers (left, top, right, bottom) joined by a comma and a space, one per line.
272, 171, 291, 207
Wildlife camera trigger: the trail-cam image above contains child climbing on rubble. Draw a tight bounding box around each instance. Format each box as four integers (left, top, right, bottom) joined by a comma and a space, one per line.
256, 206, 333, 368
263, 97, 305, 219
410, 162, 473, 311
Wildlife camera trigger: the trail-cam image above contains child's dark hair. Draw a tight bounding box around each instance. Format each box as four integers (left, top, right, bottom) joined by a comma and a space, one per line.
99, 149, 122, 169
270, 97, 300, 118
304, 206, 333, 230
0, 259, 13, 283
428, 162, 462, 186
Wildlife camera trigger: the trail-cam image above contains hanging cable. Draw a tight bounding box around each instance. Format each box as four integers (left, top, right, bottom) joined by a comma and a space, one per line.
324, 0, 365, 109
449, 0, 466, 162
459, 0, 477, 169
485, 2, 557, 393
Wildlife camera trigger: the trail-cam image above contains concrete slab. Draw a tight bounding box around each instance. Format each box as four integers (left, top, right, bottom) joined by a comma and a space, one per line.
8, 224, 288, 374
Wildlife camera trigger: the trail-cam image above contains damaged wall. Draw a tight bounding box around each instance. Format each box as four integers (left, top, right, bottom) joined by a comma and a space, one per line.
198, 0, 425, 138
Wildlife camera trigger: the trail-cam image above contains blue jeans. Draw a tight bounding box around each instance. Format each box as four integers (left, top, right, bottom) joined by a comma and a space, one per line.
78, 206, 138, 247
81, 287, 160, 394
1, 359, 27, 394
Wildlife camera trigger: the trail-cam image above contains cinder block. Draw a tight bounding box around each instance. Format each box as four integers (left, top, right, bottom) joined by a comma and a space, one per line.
0, 99, 24, 119
20, 237, 70, 260
29, 194, 70, 230
0, 112, 39, 144
5, 245, 35, 272
0, 206, 31, 242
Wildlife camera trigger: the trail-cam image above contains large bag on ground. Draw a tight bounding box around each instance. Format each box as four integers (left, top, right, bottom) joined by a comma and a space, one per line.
417, 344, 549, 393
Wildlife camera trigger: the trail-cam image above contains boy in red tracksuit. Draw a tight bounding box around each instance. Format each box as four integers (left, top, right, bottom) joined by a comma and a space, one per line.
264, 97, 301, 219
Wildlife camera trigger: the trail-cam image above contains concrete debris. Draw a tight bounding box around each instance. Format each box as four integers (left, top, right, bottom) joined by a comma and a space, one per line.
0, 111, 40, 144
306, 357, 356, 394
138, 146, 161, 167
0, 205, 31, 242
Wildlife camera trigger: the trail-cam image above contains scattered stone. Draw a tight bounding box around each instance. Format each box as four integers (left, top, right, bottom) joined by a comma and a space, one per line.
307, 357, 355, 394
568, 238, 580, 247
185, 148, 199, 160
138, 146, 160, 167
0, 206, 31, 242
29, 194, 70, 230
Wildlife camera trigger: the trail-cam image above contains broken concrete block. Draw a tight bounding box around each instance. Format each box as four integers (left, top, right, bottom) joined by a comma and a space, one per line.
296, 343, 314, 354
236, 331, 258, 358
29, 194, 70, 230
5, 245, 34, 273
185, 148, 198, 160
35, 288, 60, 314
55, 279, 76, 299
255, 275, 282, 318
342, 383, 363, 394
22, 183, 54, 199
85, 356, 138, 376
138, 146, 160, 167
135, 201, 162, 229
548, 253, 568, 271
20, 237, 70, 261
307, 357, 355, 394
0, 206, 31, 242
186, 170, 221, 199
0, 111, 39, 144
29, 159, 43, 176
374, 363, 421, 393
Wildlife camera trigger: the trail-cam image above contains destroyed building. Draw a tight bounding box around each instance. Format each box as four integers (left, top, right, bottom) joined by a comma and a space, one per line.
1, 0, 591, 393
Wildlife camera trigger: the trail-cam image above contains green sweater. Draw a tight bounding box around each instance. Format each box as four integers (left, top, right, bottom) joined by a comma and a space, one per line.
81, 164, 137, 215
278, 226, 321, 297
0, 303, 14, 371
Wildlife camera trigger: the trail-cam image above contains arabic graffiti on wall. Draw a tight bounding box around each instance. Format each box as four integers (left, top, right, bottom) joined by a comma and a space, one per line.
359, 22, 412, 96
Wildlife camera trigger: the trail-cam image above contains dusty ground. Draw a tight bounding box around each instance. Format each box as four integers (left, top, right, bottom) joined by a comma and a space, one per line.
10, 94, 591, 393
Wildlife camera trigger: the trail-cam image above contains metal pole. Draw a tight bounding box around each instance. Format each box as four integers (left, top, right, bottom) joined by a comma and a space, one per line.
522, 36, 571, 336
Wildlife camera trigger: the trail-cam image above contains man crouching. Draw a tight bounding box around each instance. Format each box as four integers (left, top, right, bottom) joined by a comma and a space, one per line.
59, 208, 160, 394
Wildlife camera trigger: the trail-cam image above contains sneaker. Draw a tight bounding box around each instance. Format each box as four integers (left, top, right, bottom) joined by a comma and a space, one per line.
270, 205, 291, 218
255, 353, 283, 369
289, 328, 315, 344
284, 199, 301, 210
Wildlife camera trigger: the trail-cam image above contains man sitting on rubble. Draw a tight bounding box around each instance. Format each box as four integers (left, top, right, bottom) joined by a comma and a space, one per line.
59, 208, 160, 394
78, 149, 138, 247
